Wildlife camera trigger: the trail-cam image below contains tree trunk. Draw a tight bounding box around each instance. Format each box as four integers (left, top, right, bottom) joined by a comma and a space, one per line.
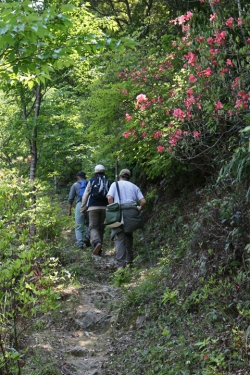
29, 84, 42, 237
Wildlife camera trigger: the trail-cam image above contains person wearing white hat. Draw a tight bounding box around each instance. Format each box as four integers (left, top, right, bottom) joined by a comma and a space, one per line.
81, 165, 111, 255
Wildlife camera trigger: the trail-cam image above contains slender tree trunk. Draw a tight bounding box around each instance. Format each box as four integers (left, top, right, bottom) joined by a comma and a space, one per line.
29, 85, 42, 181
29, 84, 42, 237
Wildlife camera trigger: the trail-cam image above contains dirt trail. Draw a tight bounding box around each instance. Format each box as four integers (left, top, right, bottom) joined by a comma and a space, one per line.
26, 249, 123, 375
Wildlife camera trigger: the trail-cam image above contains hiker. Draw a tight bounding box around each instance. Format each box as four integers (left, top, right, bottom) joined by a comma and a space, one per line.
81, 165, 111, 256
107, 169, 146, 270
68, 171, 90, 250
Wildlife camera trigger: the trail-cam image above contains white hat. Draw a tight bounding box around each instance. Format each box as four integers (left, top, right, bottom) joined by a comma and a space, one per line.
94, 164, 105, 173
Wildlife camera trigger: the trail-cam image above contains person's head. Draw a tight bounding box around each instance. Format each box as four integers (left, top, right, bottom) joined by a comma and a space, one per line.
94, 164, 105, 175
119, 169, 131, 181
76, 171, 86, 180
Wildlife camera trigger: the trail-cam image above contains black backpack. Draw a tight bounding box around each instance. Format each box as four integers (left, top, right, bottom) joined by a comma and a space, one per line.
90, 176, 110, 202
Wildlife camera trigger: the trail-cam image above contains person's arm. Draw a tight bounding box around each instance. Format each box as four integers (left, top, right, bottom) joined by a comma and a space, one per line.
107, 195, 114, 204
137, 197, 146, 211
68, 184, 76, 216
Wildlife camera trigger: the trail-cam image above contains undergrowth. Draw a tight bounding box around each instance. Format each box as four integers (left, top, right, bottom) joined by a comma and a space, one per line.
105, 180, 250, 375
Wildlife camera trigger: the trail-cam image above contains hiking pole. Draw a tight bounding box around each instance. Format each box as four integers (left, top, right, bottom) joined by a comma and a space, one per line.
141, 227, 152, 267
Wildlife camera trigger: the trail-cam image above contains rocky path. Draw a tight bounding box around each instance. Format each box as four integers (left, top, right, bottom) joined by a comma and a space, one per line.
26, 250, 124, 375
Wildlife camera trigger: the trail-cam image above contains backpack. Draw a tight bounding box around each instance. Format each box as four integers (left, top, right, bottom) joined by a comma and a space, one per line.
78, 180, 88, 201
90, 176, 110, 202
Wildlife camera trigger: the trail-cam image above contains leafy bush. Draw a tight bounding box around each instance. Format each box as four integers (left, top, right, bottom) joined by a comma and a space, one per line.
0, 170, 68, 374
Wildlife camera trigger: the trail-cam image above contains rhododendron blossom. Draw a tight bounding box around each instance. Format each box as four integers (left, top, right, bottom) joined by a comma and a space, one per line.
219, 68, 229, 75
125, 113, 132, 121
153, 131, 163, 139
225, 17, 234, 28
193, 131, 201, 138
226, 59, 234, 66
209, 14, 217, 21
209, 48, 219, 55
173, 108, 185, 120
215, 101, 223, 110
157, 146, 165, 152
123, 132, 130, 138
184, 52, 197, 66
141, 121, 145, 127
238, 18, 243, 26
247, 38, 250, 43
189, 74, 197, 83
196, 36, 205, 43
200, 67, 213, 77
136, 94, 148, 103
231, 77, 240, 89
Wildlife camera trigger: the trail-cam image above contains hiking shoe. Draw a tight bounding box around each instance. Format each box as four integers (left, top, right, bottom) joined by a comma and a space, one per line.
92, 242, 102, 255
83, 236, 91, 248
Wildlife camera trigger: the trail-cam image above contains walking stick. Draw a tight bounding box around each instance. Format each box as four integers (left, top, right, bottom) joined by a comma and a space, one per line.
141, 227, 152, 267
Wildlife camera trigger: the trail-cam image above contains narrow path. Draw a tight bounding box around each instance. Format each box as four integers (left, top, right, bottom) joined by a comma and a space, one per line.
26, 248, 123, 375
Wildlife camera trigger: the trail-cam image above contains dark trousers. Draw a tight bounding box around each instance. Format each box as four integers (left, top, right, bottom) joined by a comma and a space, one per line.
115, 230, 133, 267
88, 208, 106, 247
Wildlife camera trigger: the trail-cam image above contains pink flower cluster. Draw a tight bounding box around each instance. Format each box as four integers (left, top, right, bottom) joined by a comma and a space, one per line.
153, 131, 162, 139
169, 11, 193, 25
169, 129, 183, 146
173, 108, 185, 121
235, 91, 250, 109
184, 52, 197, 66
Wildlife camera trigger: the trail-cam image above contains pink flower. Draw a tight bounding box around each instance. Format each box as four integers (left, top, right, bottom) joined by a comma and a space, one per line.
136, 94, 148, 103
247, 38, 250, 44
215, 101, 223, 111
125, 113, 132, 121
209, 48, 219, 55
142, 132, 148, 138
189, 74, 197, 83
187, 89, 193, 96
203, 67, 213, 77
186, 11, 193, 20
225, 17, 234, 28
210, 14, 217, 21
228, 110, 234, 115
173, 108, 185, 120
178, 15, 186, 25
193, 131, 201, 138
231, 77, 240, 89
153, 131, 163, 139
184, 52, 197, 66
123, 132, 130, 138
237, 18, 243, 26
141, 121, 146, 127
207, 37, 214, 45
226, 59, 234, 66
157, 146, 165, 152
196, 36, 205, 43
219, 68, 229, 75
204, 355, 210, 361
